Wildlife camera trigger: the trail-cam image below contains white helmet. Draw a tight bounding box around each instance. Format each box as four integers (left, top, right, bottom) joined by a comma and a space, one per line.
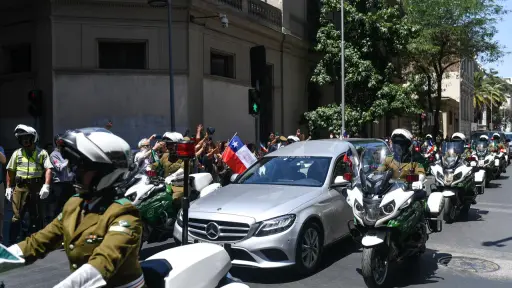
391, 129, 413, 142
287, 135, 300, 143
451, 132, 466, 142
162, 132, 184, 143
138, 138, 150, 148
14, 124, 38, 144
391, 129, 413, 157
57, 128, 132, 199
425, 134, 433, 140
492, 132, 501, 140
479, 135, 489, 141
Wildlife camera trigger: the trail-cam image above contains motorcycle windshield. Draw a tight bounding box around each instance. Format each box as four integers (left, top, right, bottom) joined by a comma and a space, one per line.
360, 148, 394, 195
441, 142, 464, 168
475, 141, 488, 157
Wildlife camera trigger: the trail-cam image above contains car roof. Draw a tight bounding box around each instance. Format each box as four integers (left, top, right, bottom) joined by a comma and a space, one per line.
345, 138, 388, 145
265, 139, 354, 158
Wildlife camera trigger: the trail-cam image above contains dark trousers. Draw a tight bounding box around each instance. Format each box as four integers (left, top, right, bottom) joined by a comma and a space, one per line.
52, 182, 75, 216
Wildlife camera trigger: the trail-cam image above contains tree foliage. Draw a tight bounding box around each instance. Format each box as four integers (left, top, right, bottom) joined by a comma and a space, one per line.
405, 0, 506, 138
308, 0, 421, 134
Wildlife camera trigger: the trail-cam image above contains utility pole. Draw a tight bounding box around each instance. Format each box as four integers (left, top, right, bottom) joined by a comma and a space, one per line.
339, 0, 345, 138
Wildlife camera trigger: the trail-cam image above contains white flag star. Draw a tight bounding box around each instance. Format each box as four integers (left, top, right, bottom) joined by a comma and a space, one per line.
233, 142, 238, 147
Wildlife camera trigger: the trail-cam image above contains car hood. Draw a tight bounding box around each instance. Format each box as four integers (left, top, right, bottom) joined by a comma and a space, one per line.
190, 184, 323, 222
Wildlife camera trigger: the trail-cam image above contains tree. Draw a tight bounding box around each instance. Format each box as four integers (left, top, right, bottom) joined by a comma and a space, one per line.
474, 69, 511, 122
309, 0, 421, 135
406, 0, 506, 139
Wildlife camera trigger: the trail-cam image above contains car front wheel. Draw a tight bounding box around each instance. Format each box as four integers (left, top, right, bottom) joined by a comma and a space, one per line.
295, 221, 323, 275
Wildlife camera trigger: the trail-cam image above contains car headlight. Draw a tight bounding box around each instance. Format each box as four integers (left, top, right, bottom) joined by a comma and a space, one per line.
254, 215, 296, 237
381, 200, 395, 215
177, 209, 183, 227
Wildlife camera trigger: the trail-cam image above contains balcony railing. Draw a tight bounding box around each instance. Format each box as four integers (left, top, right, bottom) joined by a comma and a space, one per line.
204, 0, 282, 28
247, 0, 282, 27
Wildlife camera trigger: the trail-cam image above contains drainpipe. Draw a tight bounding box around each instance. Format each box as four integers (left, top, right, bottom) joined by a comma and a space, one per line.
280, 33, 285, 134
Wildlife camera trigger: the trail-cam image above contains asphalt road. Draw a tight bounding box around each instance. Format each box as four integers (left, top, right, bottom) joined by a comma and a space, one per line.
2, 171, 512, 288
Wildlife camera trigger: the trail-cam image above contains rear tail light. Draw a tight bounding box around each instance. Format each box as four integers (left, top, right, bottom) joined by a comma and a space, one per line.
467, 156, 476, 161
343, 173, 352, 181
146, 170, 157, 178
406, 174, 419, 183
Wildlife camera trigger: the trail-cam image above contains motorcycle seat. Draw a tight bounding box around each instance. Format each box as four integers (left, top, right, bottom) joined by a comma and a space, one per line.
140, 259, 173, 288
412, 190, 427, 201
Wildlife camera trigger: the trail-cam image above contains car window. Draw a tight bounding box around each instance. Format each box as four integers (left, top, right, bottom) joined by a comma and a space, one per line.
506, 133, 512, 140
238, 156, 332, 187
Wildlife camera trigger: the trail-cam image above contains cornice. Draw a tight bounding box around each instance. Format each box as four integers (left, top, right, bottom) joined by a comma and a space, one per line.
51, 0, 187, 9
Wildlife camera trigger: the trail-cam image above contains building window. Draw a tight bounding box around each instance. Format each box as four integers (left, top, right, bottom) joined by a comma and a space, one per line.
2, 43, 31, 74
210, 50, 235, 78
98, 41, 147, 69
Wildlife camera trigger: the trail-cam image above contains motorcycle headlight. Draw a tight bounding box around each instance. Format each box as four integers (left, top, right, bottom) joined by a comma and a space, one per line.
255, 215, 296, 237
436, 171, 444, 183
380, 201, 395, 215
177, 209, 183, 227
126, 192, 137, 202
453, 172, 462, 181
354, 199, 364, 214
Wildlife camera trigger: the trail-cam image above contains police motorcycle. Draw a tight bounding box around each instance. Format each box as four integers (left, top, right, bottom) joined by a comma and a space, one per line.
470, 140, 497, 189
346, 149, 444, 288
430, 141, 476, 223
0, 241, 247, 288
120, 163, 221, 246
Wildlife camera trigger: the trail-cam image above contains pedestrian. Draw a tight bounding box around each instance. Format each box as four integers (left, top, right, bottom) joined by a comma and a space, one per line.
50, 135, 76, 218
5, 124, 53, 244
0, 144, 6, 243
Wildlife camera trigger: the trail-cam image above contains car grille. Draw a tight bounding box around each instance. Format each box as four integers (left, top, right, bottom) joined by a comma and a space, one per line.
188, 218, 251, 242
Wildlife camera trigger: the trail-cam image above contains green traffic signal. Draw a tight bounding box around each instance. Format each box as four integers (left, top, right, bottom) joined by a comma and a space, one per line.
248, 89, 260, 115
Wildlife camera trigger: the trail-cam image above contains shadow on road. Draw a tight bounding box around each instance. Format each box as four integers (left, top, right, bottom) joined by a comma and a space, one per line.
231, 237, 360, 284
497, 175, 510, 180
458, 208, 488, 222
482, 236, 512, 248
487, 182, 502, 188
355, 249, 451, 287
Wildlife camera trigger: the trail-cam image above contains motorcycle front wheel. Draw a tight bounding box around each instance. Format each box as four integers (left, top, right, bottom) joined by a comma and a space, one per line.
362, 245, 389, 288
443, 197, 456, 223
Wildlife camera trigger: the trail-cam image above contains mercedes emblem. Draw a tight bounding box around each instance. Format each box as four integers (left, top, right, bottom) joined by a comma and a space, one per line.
205, 222, 220, 240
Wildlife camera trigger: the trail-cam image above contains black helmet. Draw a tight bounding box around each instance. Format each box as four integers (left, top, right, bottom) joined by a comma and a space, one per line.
58, 127, 132, 200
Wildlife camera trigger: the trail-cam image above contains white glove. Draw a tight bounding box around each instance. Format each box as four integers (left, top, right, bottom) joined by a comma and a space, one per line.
412, 181, 423, 190
5, 187, 13, 201
7, 244, 24, 259
164, 175, 173, 185
39, 184, 50, 199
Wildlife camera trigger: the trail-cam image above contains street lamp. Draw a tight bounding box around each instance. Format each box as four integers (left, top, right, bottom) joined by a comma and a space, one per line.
339, 0, 345, 138
148, 0, 176, 131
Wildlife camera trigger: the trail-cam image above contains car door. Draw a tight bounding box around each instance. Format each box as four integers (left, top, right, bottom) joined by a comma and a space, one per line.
327, 154, 354, 237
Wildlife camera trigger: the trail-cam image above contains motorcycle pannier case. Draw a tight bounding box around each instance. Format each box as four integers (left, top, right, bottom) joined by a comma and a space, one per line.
190, 173, 214, 191
426, 192, 444, 217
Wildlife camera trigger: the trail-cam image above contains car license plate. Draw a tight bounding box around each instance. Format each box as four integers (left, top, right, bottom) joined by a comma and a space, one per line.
193, 239, 224, 247
479, 160, 485, 166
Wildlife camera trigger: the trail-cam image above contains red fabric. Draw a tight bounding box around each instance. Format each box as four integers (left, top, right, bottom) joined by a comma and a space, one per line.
343, 154, 353, 170
222, 147, 247, 174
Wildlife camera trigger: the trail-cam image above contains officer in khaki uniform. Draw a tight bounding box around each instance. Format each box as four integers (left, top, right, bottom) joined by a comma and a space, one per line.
8, 128, 145, 288
378, 129, 426, 189
5, 125, 53, 244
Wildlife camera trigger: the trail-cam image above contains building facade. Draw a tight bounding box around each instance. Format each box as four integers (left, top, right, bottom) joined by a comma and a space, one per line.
0, 0, 314, 149
441, 58, 477, 137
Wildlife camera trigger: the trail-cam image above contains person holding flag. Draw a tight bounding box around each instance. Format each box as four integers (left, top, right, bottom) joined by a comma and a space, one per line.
222, 135, 258, 174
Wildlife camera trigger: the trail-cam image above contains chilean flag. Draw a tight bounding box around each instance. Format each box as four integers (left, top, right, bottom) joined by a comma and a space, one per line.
222, 135, 257, 174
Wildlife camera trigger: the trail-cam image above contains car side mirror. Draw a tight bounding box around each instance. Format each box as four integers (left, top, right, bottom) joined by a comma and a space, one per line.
230, 173, 239, 183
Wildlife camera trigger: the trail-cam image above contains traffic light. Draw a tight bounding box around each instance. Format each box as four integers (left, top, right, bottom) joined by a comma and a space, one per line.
28, 89, 43, 118
248, 88, 260, 115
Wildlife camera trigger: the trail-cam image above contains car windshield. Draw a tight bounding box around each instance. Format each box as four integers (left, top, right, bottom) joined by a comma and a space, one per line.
236, 156, 332, 187
506, 133, 512, 141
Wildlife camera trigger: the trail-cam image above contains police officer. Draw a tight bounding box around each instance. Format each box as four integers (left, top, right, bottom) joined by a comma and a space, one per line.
152, 132, 186, 209
5, 124, 53, 244
451, 132, 471, 158
378, 128, 426, 189
7, 128, 144, 288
